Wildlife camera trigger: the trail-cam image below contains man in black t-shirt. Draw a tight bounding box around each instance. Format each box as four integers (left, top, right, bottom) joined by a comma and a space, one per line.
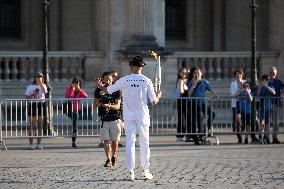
94, 72, 122, 167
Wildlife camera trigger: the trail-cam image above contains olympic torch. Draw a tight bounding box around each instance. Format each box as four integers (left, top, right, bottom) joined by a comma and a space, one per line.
149, 50, 161, 92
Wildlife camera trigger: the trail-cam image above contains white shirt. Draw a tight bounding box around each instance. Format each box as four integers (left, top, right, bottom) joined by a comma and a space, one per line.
25, 84, 47, 101
107, 73, 157, 122
230, 79, 245, 108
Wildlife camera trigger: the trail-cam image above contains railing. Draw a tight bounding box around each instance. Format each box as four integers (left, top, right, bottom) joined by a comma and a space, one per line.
1, 97, 283, 141
173, 51, 280, 81
0, 51, 85, 81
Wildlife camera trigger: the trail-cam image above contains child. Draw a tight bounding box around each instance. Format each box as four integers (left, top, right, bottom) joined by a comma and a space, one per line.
238, 81, 253, 144
258, 74, 276, 144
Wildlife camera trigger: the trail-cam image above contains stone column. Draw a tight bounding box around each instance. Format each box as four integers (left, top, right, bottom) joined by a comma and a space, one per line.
213, 0, 225, 51
123, 0, 165, 53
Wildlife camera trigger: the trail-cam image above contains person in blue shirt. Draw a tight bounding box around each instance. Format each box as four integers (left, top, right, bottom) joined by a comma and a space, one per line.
238, 82, 253, 144
258, 74, 276, 144
267, 67, 284, 144
187, 67, 217, 144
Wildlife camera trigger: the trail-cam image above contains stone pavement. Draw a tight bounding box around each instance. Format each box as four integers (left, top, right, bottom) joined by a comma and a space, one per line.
0, 136, 284, 189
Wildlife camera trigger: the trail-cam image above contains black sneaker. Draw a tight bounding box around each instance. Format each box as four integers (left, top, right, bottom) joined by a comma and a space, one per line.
111, 157, 117, 166
72, 142, 77, 148
244, 138, 249, 144
104, 159, 112, 167
237, 135, 242, 144
272, 138, 280, 144
251, 138, 259, 144
263, 136, 270, 144
118, 143, 125, 147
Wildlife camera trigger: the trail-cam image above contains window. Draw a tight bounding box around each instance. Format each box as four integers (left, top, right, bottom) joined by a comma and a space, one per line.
0, 0, 21, 39
165, 0, 186, 40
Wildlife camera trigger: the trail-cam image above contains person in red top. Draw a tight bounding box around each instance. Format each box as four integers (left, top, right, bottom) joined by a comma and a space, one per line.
65, 76, 88, 147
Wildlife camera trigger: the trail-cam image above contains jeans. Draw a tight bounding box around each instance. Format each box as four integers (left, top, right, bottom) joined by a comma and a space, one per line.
71, 111, 80, 142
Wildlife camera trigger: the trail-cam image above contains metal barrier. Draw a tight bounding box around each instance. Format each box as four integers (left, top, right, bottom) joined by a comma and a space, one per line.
0, 97, 283, 147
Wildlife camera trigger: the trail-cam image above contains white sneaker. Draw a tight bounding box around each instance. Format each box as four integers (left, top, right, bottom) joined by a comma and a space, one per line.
130, 170, 135, 181
176, 137, 185, 142
29, 144, 36, 150
143, 169, 154, 180
36, 144, 43, 150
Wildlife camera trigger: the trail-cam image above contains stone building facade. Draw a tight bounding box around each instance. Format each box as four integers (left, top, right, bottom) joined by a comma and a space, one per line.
0, 0, 284, 98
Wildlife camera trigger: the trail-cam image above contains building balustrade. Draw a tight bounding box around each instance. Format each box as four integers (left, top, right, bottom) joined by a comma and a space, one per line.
0, 51, 85, 81
173, 51, 280, 81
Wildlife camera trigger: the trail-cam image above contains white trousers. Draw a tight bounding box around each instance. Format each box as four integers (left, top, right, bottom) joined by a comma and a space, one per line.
124, 119, 150, 171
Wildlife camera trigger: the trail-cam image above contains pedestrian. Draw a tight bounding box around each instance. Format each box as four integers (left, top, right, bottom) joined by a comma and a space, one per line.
230, 69, 246, 143
95, 55, 161, 181
267, 66, 284, 144
187, 67, 217, 144
94, 72, 122, 167
237, 81, 253, 144
176, 67, 189, 142
25, 72, 47, 150
65, 76, 88, 148
258, 74, 276, 144
185, 66, 197, 143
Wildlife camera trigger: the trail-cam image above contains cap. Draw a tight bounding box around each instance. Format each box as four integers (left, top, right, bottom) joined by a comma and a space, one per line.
129, 56, 146, 67
35, 72, 44, 77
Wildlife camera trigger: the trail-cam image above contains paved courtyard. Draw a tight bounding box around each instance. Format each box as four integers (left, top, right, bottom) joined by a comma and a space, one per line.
0, 137, 284, 189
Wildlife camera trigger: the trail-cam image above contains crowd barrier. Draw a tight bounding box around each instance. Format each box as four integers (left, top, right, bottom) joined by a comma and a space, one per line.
0, 96, 283, 149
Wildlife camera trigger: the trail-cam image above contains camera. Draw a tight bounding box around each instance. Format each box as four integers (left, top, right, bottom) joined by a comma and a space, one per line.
35, 88, 40, 94
99, 91, 111, 104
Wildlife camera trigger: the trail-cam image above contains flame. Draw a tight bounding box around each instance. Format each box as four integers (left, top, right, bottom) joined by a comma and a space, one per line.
149, 50, 158, 60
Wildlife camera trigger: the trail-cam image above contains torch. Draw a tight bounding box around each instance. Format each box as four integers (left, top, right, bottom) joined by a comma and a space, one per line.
149, 50, 161, 92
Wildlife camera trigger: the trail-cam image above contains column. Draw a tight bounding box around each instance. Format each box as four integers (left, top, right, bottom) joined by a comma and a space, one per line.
213, 0, 225, 51
123, 0, 165, 53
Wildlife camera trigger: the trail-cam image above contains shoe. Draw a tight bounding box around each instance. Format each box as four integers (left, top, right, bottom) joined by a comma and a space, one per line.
29, 144, 36, 150
143, 169, 154, 180
36, 144, 43, 150
194, 139, 201, 145
130, 170, 135, 181
104, 159, 112, 167
118, 143, 125, 147
251, 138, 259, 144
244, 138, 248, 144
272, 138, 280, 144
176, 137, 185, 142
111, 156, 117, 166
237, 135, 242, 144
72, 142, 77, 148
263, 136, 270, 144
185, 137, 193, 142
98, 142, 104, 148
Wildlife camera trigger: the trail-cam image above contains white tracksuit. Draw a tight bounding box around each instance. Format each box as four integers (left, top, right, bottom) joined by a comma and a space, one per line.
107, 73, 157, 171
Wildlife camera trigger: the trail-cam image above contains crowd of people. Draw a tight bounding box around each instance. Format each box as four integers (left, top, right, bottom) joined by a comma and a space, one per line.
175, 65, 284, 145
23, 55, 283, 181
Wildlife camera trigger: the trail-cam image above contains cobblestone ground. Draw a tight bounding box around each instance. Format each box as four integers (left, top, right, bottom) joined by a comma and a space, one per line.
0, 141, 284, 188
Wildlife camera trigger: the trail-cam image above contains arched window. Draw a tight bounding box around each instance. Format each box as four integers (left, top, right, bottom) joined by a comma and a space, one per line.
165, 0, 186, 40
0, 0, 21, 39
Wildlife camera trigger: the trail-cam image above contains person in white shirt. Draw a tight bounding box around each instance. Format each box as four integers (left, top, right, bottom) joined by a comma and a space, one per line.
230, 69, 246, 143
95, 56, 161, 181
25, 72, 47, 150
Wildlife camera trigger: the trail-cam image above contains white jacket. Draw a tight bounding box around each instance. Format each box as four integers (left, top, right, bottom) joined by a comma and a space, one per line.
230, 79, 246, 108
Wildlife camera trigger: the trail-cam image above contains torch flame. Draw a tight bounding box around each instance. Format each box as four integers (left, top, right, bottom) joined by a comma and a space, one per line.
149, 50, 158, 60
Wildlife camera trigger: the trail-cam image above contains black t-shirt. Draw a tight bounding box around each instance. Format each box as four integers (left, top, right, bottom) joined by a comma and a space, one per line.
94, 88, 121, 121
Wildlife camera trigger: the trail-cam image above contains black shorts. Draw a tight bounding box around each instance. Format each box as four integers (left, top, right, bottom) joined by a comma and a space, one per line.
28, 102, 44, 117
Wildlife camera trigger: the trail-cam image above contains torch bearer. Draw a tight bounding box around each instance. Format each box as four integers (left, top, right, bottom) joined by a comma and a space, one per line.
149, 50, 161, 92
